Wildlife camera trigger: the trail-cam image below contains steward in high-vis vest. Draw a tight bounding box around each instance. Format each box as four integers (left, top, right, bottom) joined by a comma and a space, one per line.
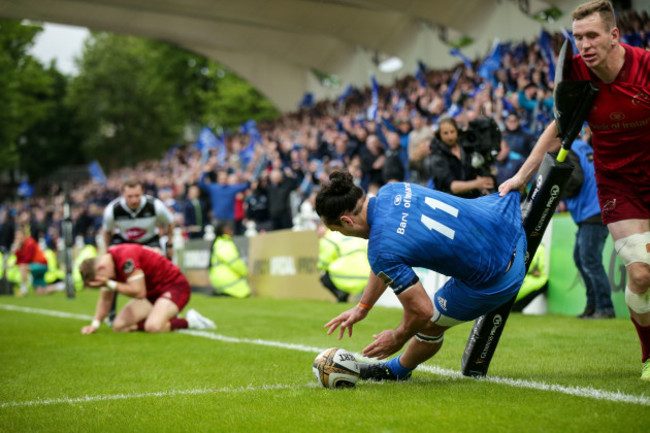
209, 222, 250, 298
4, 253, 21, 291
318, 226, 371, 303
0, 250, 15, 295
44, 247, 65, 285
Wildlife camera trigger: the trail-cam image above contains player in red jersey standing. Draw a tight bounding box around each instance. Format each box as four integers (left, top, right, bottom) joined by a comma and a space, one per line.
79, 243, 215, 334
500, 0, 650, 380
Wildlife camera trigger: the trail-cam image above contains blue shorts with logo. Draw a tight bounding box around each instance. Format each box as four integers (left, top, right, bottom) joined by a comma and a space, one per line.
433, 234, 526, 322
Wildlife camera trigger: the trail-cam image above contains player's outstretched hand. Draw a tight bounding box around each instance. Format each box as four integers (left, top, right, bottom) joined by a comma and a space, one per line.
81, 325, 98, 335
324, 305, 369, 340
498, 173, 526, 197
362, 329, 403, 360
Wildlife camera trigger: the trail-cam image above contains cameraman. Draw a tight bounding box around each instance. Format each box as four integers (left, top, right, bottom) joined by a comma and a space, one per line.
429, 117, 494, 198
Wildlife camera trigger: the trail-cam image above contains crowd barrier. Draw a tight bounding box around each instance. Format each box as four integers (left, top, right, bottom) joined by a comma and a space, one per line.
173, 213, 629, 318
178, 229, 331, 301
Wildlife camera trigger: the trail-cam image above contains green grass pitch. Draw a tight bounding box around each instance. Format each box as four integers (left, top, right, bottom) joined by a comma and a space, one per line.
0, 290, 647, 432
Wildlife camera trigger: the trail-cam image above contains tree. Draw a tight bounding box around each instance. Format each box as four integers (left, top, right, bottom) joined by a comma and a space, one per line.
201, 67, 280, 132
67, 32, 280, 170
0, 23, 281, 193
0, 20, 53, 175
19, 67, 87, 181
66, 33, 188, 169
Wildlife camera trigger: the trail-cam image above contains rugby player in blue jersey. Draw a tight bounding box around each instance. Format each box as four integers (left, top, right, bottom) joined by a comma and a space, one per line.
315, 170, 527, 380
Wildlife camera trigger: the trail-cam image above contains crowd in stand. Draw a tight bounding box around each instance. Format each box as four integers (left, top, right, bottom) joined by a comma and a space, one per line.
0, 9, 648, 253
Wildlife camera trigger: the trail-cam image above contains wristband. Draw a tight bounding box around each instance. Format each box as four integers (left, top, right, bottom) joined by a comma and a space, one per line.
106, 280, 118, 291
91, 319, 101, 328
358, 302, 373, 311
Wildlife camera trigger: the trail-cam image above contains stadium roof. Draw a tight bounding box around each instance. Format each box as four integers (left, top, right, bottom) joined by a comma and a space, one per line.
1, 0, 585, 111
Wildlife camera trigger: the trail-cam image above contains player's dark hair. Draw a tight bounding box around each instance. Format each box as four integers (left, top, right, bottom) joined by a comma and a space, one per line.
121, 179, 143, 191
572, 1, 616, 30
315, 170, 364, 226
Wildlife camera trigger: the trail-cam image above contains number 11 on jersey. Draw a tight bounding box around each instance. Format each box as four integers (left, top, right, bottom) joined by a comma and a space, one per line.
420, 197, 458, 240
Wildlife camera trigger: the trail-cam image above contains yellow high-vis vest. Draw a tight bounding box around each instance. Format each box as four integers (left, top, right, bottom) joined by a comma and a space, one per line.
44, 249, 65, 284
318, 230, 370, 295
209, 235, 251, 298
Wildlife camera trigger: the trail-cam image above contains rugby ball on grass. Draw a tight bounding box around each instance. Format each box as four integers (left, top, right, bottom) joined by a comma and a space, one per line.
312, 347, 360, 389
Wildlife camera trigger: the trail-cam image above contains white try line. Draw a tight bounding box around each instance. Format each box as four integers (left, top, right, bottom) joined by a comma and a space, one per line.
1, 304, 649, 407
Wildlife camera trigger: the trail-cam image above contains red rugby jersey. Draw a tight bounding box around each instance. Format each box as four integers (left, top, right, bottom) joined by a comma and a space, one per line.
108, 243, 186, 295
568, 43, 650, 175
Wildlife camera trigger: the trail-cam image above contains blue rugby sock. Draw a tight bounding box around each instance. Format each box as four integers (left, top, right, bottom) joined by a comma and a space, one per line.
386, 355, 414, 378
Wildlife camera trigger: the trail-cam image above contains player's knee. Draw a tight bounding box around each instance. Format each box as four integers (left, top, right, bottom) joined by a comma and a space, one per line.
627, 263, 650, 292
615, 232, 650, 268
143, 320, 167, 333
112, 322, 131, 333
625, 285, 650, 314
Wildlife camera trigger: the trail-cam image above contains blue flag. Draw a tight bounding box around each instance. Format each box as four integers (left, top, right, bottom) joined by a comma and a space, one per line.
196, 126, 226, 166
561, 28, 578, 54
300, 92, 314, 108
449, 48, 473, 69
88, 161, 107, 185
469, 83, 485, 98
239, 119, 262, 165
337, 85, 354, 105
502, 97, 515, 115
446, 103, 462, 119
513, 40, 528, 62
367, 74, 379, 121
415, 68, 427, 88
415, 61, 428, 87
392, 89, 405, 112
17, 180, 34, 198
444, 68, 462, 108
478, 38, 502, 80
539, 30, 556, 82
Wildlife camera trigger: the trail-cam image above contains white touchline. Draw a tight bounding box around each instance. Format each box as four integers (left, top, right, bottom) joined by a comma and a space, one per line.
1, 304, 649, 407
0, 384, 299, 409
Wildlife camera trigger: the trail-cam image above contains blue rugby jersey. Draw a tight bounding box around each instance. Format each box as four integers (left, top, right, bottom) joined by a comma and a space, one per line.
366, 183, 525, 294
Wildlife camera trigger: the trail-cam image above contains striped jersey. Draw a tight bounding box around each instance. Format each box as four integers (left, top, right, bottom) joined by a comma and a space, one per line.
102, 195, 173, 246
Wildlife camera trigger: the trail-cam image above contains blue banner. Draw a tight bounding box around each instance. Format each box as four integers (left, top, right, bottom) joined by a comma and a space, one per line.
415, 60, 428, 87
444, 68, 462, 108
513, 40, 528, 63
539, 30, 556, 82
337, 84, 354, 105
367, 74, 379, 121
502, 96, 515, 115
88, 161, 107, 185
196, 126, 226, 166
561, 28, 578, 54
299, 92, 314, 108
239, 120, 262, 164
478, 38, 502, 80
17, 180, 34, 198
449, 48, 473, 70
